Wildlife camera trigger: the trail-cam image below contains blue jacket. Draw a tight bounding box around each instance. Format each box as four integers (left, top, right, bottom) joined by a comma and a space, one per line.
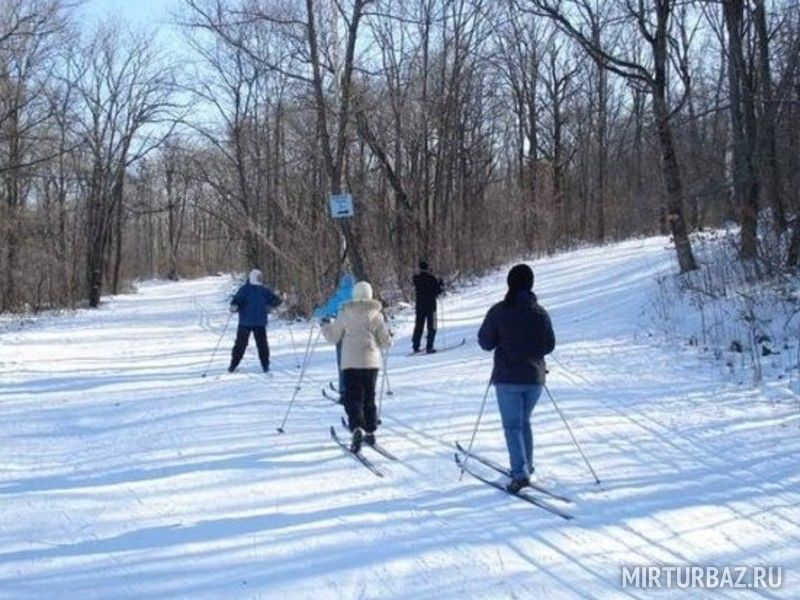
231, 282, 282, 327
313, 273, 355, 319
478, 291, 555, 385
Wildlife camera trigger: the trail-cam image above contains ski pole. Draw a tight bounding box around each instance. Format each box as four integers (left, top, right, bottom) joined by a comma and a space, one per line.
385, 364, 394, 397
277, 323, 322, 433
377, 348, 391, 418
458, 378, 493, 481
201, 312, 232, 378
544, 384, 602, 486
439, 297, 447, 347
287, 319, 301, 369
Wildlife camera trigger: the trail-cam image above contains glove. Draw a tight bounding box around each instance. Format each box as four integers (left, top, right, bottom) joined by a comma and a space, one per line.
320, 317, 331, 325
229, 304, 238, 313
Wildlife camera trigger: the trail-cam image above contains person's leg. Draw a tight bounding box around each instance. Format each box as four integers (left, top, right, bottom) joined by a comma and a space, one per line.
412, 311, 426, 351
253, 326, 269, 371
495, 384, 528, 480
228, 325, 250, 372
363, 369, 379, 434
425, 310, 437, 351
342, 370, 363, 430
521, 384, 543, 475
347, 370, 368, 451
336, 342, 345, 395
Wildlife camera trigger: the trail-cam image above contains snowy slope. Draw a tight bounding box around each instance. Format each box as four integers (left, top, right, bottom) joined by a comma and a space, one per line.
1, 236, 798, 599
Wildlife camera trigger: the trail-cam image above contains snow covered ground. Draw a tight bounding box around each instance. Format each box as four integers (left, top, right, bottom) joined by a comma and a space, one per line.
1, 236, 798, 599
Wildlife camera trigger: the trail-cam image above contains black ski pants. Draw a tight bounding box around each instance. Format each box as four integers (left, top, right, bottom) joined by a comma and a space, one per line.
343, 368, 379, 433
412, 309, 437, 352
229, 325, 270, 372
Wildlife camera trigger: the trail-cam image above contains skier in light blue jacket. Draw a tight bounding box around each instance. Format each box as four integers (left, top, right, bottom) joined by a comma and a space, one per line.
314, 273, 355, 398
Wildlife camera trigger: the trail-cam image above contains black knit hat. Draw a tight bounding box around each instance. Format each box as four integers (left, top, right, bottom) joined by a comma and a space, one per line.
419, 261, 429, 271
507, 264, 534, 292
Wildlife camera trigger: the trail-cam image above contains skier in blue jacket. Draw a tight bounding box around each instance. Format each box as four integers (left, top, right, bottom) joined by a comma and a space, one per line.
228, 269, 283, 373
314, 273, 355, 397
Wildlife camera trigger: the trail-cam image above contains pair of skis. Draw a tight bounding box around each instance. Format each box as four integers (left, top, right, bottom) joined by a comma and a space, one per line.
330, 418, 399, 478
406, 338, 466, 357
455, 443, 574, 520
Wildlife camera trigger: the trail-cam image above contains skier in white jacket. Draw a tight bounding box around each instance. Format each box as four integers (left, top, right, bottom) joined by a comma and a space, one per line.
321, 281, 392, 452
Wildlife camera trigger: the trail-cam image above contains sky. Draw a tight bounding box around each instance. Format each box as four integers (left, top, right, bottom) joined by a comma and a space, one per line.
78, 0, 180, 27
76, 0, 190, 59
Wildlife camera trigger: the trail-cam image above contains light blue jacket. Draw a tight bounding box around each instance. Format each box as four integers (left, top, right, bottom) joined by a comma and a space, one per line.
313, 273, 355, 319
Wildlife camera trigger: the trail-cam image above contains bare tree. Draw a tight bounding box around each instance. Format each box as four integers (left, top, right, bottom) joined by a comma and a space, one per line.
539, 35, 580, 244
529, 0, 698, 272
71, 24, 175, 307
0, 0, 70, 311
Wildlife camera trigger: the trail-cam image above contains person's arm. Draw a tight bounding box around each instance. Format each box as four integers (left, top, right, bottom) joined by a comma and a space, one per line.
538, 310, 556, 356
321, 314, 345, 344
371, 315, 393, 349
314, 289, 337, 319
437, 277, 445, 296
230, 286, 244, 311
477, 306, 498, 351
265, 287, 283, 309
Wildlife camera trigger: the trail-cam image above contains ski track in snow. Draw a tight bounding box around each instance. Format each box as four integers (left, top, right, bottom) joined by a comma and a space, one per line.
0, 237, 798, 599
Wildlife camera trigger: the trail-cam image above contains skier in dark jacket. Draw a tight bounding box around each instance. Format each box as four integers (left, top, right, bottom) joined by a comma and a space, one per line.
412, 261, 444, 353
228, 269, 283, 373
478, 263, 555, 493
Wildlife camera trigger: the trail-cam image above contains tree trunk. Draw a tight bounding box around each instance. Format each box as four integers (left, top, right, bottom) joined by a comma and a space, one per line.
653, 101, 696, 272
592, 21, 607, 243
653, 6, 697, 273
724, 0, 760, 260
305, 0, 369, 281
111, 168, 125, 294
753, 0, 785, 233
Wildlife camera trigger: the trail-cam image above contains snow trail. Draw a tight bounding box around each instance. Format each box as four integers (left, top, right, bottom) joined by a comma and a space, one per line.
1, 237, 798, 598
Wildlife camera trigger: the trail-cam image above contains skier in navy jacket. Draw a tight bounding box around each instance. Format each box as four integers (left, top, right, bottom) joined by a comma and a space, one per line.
228, 269, 283, 373
478, 264, 555, 492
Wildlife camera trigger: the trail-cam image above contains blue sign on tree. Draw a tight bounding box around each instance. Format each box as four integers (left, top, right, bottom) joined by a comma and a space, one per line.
329, 194, 354, 218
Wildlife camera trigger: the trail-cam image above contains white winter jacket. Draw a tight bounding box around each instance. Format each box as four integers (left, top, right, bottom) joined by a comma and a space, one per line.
321, 299, 392, 369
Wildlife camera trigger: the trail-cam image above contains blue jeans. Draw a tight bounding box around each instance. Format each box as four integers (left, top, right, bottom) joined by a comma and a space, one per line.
495, 383, 542, 480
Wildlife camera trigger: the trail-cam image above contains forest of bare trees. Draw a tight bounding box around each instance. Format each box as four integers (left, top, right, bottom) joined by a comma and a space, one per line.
1, 0, 799, 314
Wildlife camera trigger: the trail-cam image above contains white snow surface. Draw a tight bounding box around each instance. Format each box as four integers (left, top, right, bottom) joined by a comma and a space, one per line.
1, 236, 798, 599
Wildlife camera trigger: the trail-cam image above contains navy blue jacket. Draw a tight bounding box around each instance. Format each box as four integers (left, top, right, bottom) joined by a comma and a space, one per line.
478, 291, 555, 385
231, 283, 282, 327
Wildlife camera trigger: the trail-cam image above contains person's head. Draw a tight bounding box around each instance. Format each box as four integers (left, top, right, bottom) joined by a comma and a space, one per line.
249, 269, 263, 285
504, 263, 534, 305
352, 281, 374, 301
418, 260, 429, 271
